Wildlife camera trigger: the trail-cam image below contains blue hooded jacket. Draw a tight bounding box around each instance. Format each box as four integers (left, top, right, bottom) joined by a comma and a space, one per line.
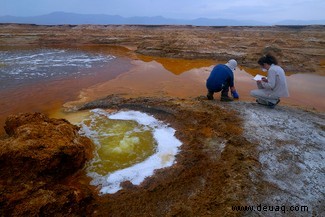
206, 64, 234, 92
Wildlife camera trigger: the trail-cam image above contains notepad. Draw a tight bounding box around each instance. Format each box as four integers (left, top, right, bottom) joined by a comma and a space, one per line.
253, 74, 266, 81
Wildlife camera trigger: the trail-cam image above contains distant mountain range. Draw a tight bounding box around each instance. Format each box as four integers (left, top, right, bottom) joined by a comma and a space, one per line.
0, 12, 324, 26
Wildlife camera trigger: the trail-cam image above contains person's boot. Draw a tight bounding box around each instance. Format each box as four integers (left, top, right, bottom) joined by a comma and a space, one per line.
220, 88, 233, 102
220, 95, 234, 102
207, 91, 214, 100
267, 99, 281, 108
256, 98, 268, 105
256, 98, 280, 109
220, 92, 233, 102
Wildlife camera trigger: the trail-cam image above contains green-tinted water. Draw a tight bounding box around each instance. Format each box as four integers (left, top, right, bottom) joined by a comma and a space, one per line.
80, 112, 157, 175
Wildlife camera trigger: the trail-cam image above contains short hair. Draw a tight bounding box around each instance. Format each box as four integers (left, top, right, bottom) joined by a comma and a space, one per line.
258, 54, 278, 66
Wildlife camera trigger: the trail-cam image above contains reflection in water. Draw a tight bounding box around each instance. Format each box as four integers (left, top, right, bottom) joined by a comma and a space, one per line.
137, 54, 216, 75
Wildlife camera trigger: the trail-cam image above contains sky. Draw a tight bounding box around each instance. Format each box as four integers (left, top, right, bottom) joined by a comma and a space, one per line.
1, 0, 325, 22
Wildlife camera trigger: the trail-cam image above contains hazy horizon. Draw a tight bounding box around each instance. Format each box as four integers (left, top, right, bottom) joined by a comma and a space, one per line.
2, 0, 325, 24
1, 11, 324, 26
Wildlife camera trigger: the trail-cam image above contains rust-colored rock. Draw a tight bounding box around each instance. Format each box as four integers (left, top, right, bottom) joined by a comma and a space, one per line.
0, 113, 95, 216
1, 112, 93, 181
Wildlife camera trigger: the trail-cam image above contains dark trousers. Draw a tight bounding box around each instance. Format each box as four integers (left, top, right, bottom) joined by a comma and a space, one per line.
208, 83, 230, 97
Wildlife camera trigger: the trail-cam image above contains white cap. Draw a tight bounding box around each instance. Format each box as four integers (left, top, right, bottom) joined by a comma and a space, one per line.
225, 59, 237, 71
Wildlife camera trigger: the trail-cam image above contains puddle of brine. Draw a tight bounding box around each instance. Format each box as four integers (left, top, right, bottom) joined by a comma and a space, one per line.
82, 110, 157, 175
60, 109, 182, 194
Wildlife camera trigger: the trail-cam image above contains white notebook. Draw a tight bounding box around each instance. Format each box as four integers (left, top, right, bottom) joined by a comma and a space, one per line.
253, 74, 266, 81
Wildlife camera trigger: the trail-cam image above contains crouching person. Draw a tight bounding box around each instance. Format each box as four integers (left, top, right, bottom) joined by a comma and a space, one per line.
206, 59, 239, 101
251, 54, 289, 108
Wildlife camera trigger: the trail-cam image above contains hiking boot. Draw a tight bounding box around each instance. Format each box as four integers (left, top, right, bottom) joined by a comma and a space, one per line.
256, 99, 268, 105
267, 102, 276, 109
267, 99, 280, 108
220, 95, 234, 102
256, 99, 277, 108
207, 92, 214, 100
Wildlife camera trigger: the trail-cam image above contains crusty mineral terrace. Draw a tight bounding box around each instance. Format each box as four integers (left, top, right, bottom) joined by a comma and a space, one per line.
1, 24, 324, 74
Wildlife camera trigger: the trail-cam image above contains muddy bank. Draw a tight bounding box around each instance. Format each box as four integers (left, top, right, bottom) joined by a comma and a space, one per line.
1, 24, 324, 74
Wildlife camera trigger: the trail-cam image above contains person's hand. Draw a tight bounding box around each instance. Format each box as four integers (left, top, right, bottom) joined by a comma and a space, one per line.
261, 77, 268, 82
231, 90, 239, 99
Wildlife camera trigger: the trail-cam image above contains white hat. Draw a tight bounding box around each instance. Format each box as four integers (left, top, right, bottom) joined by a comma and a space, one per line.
225, 59, 237, 71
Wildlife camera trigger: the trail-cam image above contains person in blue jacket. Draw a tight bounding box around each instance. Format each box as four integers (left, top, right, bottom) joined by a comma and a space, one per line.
206, 59, 239, 101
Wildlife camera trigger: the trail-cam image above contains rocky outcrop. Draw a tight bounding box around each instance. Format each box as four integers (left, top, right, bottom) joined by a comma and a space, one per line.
0, 113, 95, 216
